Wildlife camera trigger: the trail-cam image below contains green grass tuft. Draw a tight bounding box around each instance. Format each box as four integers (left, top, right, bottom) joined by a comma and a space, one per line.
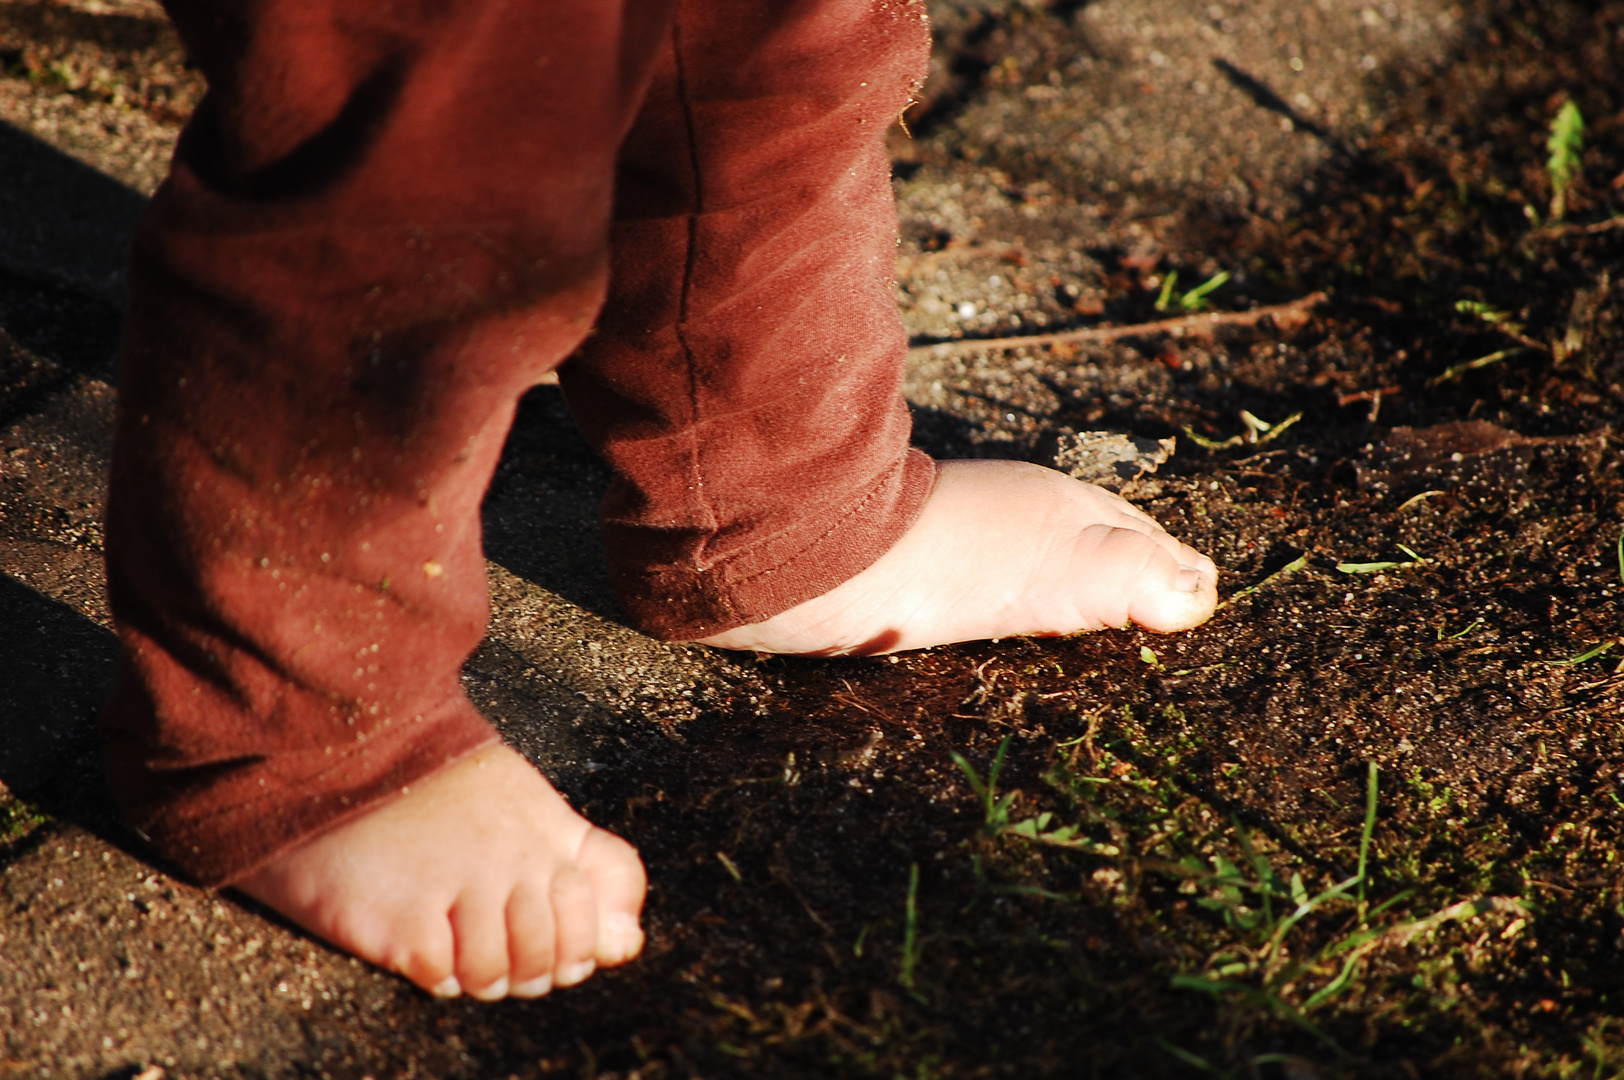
1547, 99, 1585, 221
0, 794, 48, 848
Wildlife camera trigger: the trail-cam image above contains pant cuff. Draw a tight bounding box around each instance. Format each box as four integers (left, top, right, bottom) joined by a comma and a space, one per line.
615, 447, 936, 640
104, 687, 499, 888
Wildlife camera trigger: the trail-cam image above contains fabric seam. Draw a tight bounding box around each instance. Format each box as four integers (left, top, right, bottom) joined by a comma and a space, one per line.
668, 9, 734, 621
712, 447, 932, 592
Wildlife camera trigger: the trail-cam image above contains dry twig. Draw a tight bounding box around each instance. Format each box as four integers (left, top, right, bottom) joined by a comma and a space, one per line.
1532, 216, 1624, 241
906, 292, 1328, 362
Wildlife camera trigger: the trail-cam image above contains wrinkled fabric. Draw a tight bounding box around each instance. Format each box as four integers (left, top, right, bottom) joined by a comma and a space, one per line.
102, 0, 933, 887
566, 2, 934, 637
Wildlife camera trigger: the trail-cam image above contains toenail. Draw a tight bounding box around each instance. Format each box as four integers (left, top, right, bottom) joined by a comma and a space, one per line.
468, 975, 509, 1001
602, 912, 643, 961
555, 959, 596, 987
1175, 567, 1203, 592
430, 976, 463, 999
511, 974, 554, 999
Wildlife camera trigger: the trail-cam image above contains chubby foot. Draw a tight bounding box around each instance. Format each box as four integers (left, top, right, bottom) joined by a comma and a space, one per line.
698, 458, 1217, 656
235, 743, 646, 1001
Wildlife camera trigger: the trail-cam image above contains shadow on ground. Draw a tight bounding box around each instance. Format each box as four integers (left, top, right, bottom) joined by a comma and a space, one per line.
0, 121, 141, 381
0, 575, 113, 797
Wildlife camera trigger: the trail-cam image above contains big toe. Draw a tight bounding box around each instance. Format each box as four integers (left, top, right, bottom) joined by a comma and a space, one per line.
1126, 544, 1218, 632
1070, 525, 1217, 632
578, 827, 647, 966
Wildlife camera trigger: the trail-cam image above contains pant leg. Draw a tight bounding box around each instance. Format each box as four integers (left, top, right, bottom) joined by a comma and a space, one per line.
559, 0, 936, 640
102, 0, 677, 887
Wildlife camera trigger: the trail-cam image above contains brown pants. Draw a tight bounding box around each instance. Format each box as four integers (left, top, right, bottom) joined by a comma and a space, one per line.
102, 0, 934, 886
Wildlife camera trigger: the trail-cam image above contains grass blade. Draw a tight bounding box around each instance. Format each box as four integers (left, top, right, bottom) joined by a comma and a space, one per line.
1155, 270, 1179, 311
899, 862, 923, 998
1545, 640, 1617, 666
1180, 270, 1232, 311
986, 737, 1011, 812
1172, 976, 1343, 1054
1221, 553, 1309, 609
1154, 1039, 1228, 1075
1357, 762, 1378, 920
1301, 949, 1367, 1011
1264, 876, 1362, 964
950, 750, 987, 801
1254, 411, 1303, 446
1426, 345, 1540, 387
1547, 99, 1584, 220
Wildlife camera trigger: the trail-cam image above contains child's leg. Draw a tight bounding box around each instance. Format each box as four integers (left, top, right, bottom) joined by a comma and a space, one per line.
561, 2, 1216, 655
102, 0, 1215, 1007
103, 0, 673, 997
560, 0, 939, 639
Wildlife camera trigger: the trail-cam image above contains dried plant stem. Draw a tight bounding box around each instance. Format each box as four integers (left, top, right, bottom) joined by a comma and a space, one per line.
906, 292, 1329, 362
1534, 215, 1624, 240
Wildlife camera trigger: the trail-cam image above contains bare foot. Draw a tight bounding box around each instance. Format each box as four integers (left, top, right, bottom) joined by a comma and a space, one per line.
698, 459, 1217, 656
235, 743, 646, 1001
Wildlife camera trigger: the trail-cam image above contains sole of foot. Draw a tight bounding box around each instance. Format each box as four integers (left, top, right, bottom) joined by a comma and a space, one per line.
234, 742, 646, 1000
697, 458, 1218, 656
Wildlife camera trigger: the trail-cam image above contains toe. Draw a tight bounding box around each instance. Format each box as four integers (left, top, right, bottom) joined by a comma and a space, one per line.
1174, 543, 1218, 577
372, 909, 459, 998
511, 972, 554, 999
467, 975, 508, 1002
506, 877, 558, 994
449, 893, 512, 1001
549, 865, 600, 986
1127, 543, 1219, 632
577, 828, 647, 966
1067, 525, 1217, 633
555, 957, 596, 989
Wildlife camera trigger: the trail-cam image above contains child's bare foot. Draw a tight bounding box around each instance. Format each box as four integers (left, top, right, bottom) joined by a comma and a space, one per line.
235, 743, 646, 1001
698, 459, 1217, 656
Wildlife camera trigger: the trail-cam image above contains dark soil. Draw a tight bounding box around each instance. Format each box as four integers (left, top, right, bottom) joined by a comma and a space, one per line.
3, 0, 1624, 1077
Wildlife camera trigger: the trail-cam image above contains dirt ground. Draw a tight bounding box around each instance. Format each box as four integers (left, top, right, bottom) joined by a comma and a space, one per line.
3, 0, 1624, 1076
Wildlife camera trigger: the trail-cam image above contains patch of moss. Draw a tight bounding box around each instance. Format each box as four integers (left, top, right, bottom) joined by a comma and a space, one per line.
0, 790, 48, 849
